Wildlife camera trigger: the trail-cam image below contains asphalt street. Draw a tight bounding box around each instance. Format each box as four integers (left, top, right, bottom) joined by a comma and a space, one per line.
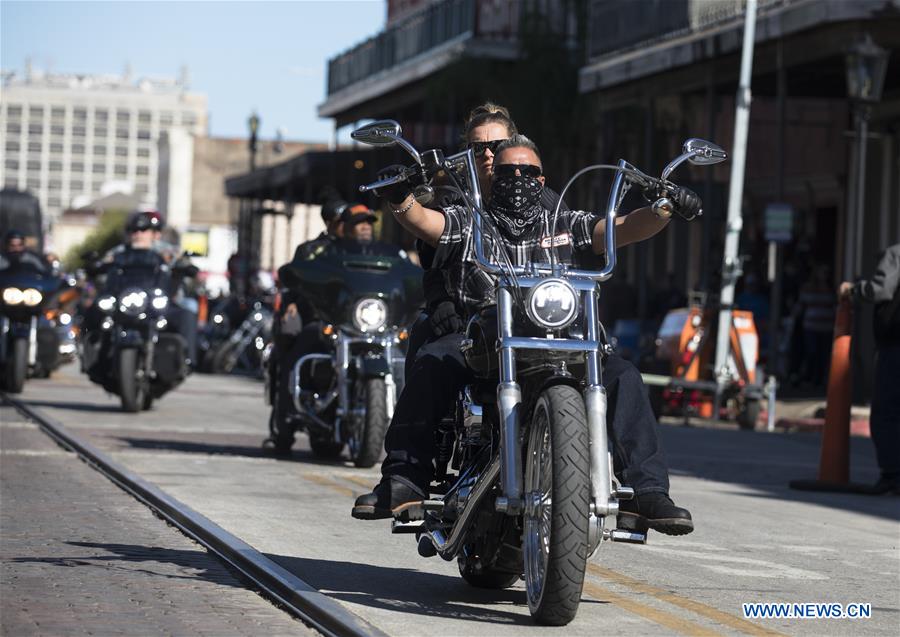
2, 365, 898, 636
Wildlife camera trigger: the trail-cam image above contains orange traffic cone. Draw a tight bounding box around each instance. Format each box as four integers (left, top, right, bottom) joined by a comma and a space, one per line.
790, 299, 866, 492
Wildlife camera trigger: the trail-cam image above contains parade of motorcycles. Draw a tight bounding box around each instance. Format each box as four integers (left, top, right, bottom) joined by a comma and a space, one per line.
2, 1, 898, 636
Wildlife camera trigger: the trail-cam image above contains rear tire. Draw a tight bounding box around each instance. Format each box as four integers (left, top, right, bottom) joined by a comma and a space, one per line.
351, 378, 388, 468
211, 342, 237, 374
737, 398, 761, 430
3, 337, 28, 393
118, 349, 144, 413
523, 384, 590, 626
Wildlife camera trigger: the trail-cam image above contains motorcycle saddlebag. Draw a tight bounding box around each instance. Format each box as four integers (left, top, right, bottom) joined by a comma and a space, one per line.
153, 333, 187, 385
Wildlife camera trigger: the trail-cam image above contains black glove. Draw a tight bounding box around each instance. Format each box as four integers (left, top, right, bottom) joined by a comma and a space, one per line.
373, 164, 413, 205
671, 187, 702, 221
428, 300, 464, 337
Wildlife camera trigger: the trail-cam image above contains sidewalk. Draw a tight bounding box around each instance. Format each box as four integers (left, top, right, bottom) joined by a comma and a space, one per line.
768, 396, 871, 437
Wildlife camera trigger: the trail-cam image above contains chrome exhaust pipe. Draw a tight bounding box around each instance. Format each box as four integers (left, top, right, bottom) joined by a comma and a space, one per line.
428, 455, 500, 560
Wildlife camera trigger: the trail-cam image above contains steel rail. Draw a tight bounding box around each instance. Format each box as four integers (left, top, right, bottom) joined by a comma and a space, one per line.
2, 393, 387, 637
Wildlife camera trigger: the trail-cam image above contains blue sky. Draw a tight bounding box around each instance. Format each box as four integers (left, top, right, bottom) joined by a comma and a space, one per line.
1, 0, 385, 142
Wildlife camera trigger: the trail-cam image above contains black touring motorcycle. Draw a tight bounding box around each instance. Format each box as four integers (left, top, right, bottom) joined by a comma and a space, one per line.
353, 120, 727, 625
0, 259, 66, 392
266, 240, 422, 467
82, 250, 194, 412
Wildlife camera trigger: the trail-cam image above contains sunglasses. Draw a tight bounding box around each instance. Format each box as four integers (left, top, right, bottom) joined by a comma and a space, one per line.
467, 139, 505, 157
493, 164, 543, 179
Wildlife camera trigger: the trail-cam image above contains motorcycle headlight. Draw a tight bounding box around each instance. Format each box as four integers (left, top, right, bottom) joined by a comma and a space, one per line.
352, 298, 388, 332
151, 292, 168, 311
526, 279, 579, 330
22, 288, 43, 306
118, 288, 147, 314
2, 287, 24, 305
97, 295, 116, 312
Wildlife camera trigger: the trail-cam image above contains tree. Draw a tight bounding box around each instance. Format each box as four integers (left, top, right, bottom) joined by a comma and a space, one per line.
63, 209, 128, 270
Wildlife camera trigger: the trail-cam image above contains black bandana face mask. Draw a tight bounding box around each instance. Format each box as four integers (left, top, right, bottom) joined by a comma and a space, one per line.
488, 175, 544, 238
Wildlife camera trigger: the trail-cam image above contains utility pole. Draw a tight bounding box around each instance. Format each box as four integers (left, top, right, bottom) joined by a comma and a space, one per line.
713, 0, 758, 409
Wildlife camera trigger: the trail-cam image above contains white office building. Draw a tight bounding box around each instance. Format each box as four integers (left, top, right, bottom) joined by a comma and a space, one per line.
0, 65, 207, 225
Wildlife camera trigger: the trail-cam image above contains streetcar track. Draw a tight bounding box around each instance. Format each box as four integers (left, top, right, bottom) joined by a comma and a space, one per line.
2, 394, 387, 637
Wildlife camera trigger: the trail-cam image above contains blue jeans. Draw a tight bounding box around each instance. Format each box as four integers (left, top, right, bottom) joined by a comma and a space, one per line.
386, 324, 670, 495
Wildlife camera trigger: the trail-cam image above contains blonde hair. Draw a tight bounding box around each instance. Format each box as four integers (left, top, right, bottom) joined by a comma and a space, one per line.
462, 102, 518, 145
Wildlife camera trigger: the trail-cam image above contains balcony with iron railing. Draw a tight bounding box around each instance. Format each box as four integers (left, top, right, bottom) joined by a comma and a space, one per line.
319, 0, 538, 119
579, 0, 887, 92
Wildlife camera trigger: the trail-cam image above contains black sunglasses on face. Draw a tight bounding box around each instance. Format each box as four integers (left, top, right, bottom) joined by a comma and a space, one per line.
468, 139, 505, 157
493, 163, 543, 179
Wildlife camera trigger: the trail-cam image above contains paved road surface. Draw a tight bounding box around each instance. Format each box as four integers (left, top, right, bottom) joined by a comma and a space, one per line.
3, 366, 898, 636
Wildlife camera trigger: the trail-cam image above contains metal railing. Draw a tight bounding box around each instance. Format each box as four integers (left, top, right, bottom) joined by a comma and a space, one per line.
586, 0, 791, 61
326, 0, 477, 96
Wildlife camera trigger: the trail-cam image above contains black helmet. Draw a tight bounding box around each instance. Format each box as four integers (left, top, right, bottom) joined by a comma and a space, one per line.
127, 210, 164, 233
321, 199, 349, 224
3, 229, 26, 243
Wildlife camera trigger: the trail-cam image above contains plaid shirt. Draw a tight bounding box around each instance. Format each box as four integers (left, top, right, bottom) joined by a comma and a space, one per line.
433, 204, 601, 317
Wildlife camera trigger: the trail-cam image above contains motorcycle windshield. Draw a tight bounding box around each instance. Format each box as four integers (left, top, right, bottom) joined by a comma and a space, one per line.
280, 240, 423, 328
103, 251, 171, 297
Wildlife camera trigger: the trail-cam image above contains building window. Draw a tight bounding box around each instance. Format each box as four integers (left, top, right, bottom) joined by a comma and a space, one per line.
4, 159, 19, 170
49, 142, 64, 153
49, 161, 63, 172
116, 110, 130, 123
114, 164, 127, 176
137, 129, 151, 140
92, 164, 105, 174
27, 178, 41, 190
70, 180, 84, 191
6, 123, 21, 134
5, 141, 20, 152
71, 162, 84, 173
136, 147, 150, 158
94, 127, 107, 137
116, 128, 129, 139
48, 197, 61, 207
72, 126, 86, 138
29, 106, 44, 118
48, 179, 62, 190
26, 160, 41, 170
182, 112, 197, 126
138, 110, 152, 124
28, 141, 42, 152
71, 144, 85, 154
28, 123, 43, 135
136, 184, 149, 195
6, 105, 22, 118
93, 144, 106, 156
95, 109, 108, 122
114, 146, 128, 157
51, 107, 65, 119
160, 112, 173, 126
50, 125, 66, 136
136, 166, 149, 176
73, 108, 87, 121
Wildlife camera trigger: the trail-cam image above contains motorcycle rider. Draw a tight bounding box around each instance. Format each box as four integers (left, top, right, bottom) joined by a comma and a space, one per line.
354, 134, 699, 536
84, 211, 197, 366
265, 202, 378, 453
0, 229, 47, 271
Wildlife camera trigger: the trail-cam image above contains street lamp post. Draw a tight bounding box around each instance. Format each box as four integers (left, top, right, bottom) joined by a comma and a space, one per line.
248, 111, 260, 172
844, 34, 889, 280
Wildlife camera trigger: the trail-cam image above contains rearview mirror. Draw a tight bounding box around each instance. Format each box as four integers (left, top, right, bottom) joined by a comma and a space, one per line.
351, 120, 402, 146
683, 139, 728, 165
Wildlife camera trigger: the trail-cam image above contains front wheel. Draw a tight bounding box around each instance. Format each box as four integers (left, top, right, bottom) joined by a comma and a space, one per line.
523, 384, 591, 626
3, 337, 28, 393
118, 348, 145, 413
349, 377, 388, 468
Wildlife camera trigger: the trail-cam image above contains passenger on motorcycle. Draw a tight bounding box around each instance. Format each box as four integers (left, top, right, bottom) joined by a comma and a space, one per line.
354, 134, 700, 535
0, 229, 48, 271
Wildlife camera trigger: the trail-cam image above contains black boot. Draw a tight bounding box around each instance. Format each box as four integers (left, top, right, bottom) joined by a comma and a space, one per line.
352, 476, 427, 520
617, 492, 693, 536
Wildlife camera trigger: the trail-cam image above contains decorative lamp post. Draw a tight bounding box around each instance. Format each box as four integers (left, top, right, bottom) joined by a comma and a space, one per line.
248, 111, 260, 171
844, 34, 889, 278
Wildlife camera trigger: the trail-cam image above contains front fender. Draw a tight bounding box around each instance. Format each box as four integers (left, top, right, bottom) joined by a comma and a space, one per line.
358, 355, 390, 379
